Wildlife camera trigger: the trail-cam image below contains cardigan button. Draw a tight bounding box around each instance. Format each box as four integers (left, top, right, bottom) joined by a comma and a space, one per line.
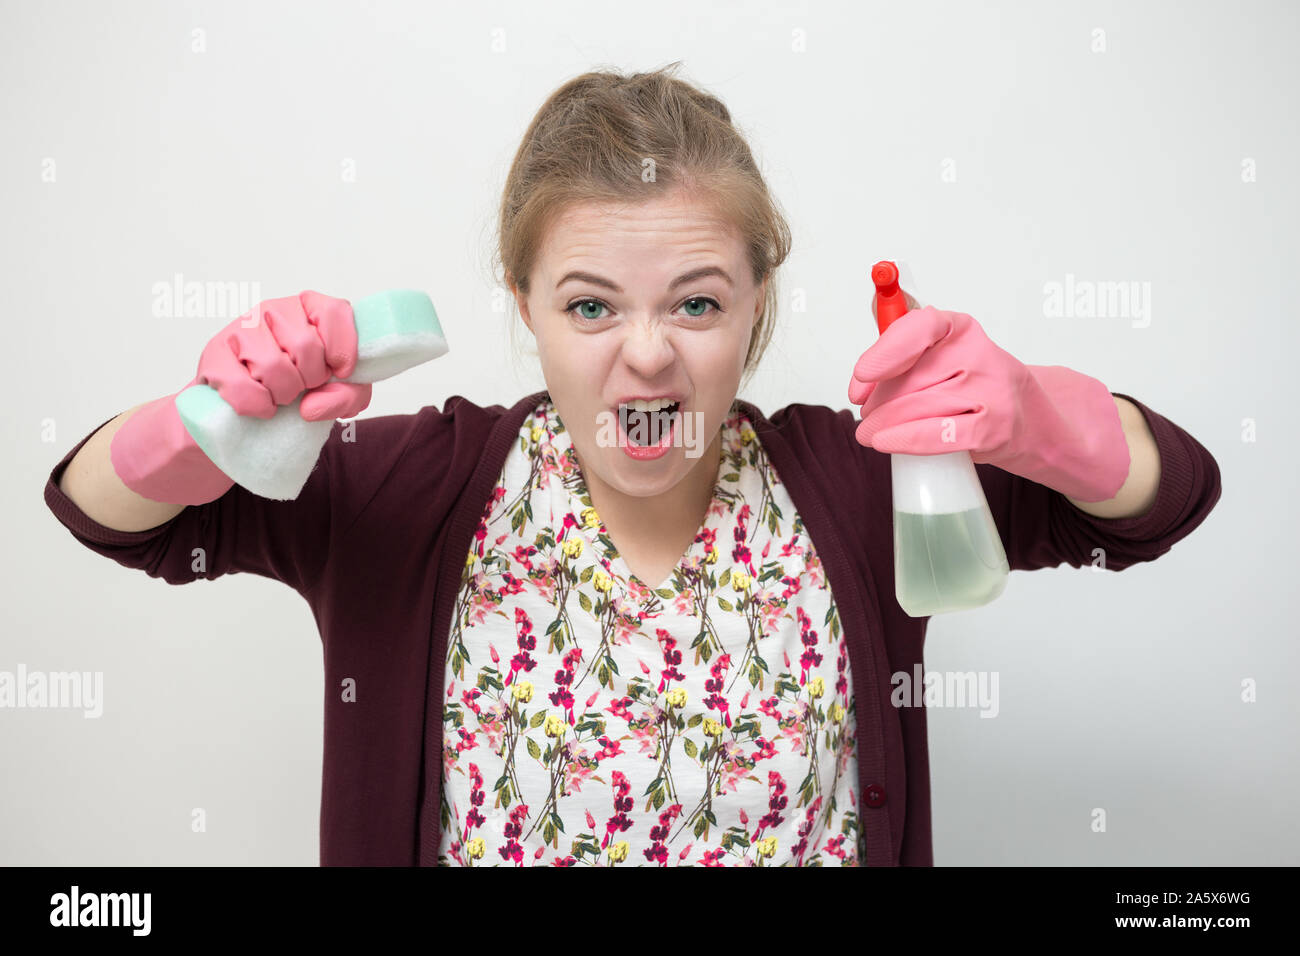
864, 784, 886, 808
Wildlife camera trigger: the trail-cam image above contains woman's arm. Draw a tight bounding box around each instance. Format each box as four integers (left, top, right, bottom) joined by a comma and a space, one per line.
57, 405, 188, 532
1065, 396, 1161, 520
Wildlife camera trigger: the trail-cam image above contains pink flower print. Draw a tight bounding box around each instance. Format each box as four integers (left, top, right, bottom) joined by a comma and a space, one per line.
791, 796, 823, 864
548, 651, 580, 725
498, 572, 526, 596
454, 725, 478, 755
603, 771, 634, 849
629, 721, 660, 756
585, 690, 600, 711
481, 717, 505, 753
655, 628, 684, 693
823, 834, 848, 861
644, 803, 684, 866
606, 696, 634, 721
499, 803, 530, 866
551, 855, 577, 866
461, 687, 483, 717
796, 607, 823, 686
806, 553, 825, 588
564, 757, 596, 795
740, 690, 751, 710
700, 848, 726, 866
559, 512, 578, 541
761, 540, 771, 559
612, 609, 639, 646
718, 758, 749, 796
595, 736, 623, 760
465, 588, 499, 627
758, 696, 782, 719
532, 569, 558, 604
671, 588, 696, 616
780, 574, 802, 600
784, 719, 807, 756
506, 607, 537, 686
739, 808, 749, 826
780, 537, 805, 558
585, 809, 596, 831
442, 734, 459, 776
638, 658, 651, 675
751, 736, 777, 762
679, 842, 694, 862
753, 771, 788, 840
495, 533, 509, 547
489, 644, 500, 664
533, 846, 546, 862
626, 577, 653, 605
463, 763, 486, 843
702, 653, 733, 728
512, 544, 538, 572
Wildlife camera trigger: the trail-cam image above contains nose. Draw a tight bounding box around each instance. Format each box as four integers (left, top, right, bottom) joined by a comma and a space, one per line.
618, 314, 677, 379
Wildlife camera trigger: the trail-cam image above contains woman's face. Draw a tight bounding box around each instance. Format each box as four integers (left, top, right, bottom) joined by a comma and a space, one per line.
514, 189, 765, 501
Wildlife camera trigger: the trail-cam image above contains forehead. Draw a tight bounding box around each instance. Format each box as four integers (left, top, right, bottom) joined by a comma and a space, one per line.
539, 192, 743, 268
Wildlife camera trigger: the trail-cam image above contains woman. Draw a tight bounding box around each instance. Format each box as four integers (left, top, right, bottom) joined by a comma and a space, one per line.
45, 63, 1222, 866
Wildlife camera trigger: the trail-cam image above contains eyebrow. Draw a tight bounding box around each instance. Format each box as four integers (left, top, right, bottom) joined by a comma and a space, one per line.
556, 266, 734, 293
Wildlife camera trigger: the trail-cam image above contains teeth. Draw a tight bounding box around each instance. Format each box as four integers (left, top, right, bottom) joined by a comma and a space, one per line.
624, 398, 678, 412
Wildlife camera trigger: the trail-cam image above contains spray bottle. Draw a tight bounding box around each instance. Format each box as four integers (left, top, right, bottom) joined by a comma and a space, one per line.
871, 261, 1009, 617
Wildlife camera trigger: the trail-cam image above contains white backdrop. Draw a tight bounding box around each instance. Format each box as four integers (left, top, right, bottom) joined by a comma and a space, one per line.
2, 0, 1294, 865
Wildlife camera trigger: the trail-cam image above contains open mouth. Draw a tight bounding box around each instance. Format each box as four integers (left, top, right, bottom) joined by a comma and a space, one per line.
617, 401, 681, 447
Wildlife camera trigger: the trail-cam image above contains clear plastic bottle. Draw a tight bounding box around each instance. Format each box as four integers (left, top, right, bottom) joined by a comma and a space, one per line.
870, 261, 1009, 617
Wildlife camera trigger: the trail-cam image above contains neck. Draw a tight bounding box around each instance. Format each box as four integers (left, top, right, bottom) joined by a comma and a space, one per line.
582, 429, 723, 546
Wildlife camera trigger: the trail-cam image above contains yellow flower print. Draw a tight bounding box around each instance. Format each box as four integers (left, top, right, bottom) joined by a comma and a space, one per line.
740, 427, 756, 445
809, 676, 825, 699
704, 547, 718, 565
731, 569, 750, 592
563, 536, 584, 559
467, 837, 485, 859
830, 702, 844, 723
530, 426, 542, 443
665, 688, 688, 708
543, 714, 565, 738
757, 836, 777, 858
593, 570, 613, 592
610, 841, 629, 863
512, 680, 533, 703
702, 718, 723, 737
581, 507, 600, 529
465, 551, 476, 568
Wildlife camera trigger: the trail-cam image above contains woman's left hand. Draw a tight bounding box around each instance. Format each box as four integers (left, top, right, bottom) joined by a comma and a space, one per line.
847, 305, 1132, 503
847, 305, 1033, 466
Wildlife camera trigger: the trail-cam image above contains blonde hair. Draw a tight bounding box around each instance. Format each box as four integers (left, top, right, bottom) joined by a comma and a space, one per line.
492, 61, 792, 386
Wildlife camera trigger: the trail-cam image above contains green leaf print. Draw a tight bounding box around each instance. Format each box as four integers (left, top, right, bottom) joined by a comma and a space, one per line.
527, 737, 541, 760
579, 565, 594, 584
530, 710, 546, 728
683, 737, 698, 759
655, 588, 675, 600
716, 597, 733, 612
578, 591, 592, 613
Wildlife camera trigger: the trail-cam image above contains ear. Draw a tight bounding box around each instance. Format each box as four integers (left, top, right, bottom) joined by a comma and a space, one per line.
512, 282, 535, 334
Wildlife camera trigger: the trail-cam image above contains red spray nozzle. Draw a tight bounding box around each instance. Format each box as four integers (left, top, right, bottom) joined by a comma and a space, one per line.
872, 259, 909, 334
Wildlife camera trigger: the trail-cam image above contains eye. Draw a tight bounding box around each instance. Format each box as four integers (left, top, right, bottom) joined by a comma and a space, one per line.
562, 296, 724, 322
679, 296, 722, 319
564, 298, 610, 321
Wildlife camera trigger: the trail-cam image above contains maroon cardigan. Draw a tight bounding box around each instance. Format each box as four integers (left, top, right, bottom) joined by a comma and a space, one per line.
43, 389, 1221, 865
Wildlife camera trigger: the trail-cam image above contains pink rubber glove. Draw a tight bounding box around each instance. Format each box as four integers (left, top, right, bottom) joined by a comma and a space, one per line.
110, 291, 374, 505
847, 306, 1131, 503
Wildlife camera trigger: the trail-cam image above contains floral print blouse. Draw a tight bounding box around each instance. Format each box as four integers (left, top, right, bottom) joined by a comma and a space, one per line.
438, 398, 866, 866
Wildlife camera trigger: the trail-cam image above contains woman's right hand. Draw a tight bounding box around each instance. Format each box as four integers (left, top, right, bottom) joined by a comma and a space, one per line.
194, 290, 373, 422
105, 290, 372, 507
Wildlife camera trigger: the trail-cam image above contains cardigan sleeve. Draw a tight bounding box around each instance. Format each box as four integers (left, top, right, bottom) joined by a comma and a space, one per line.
973, 392, 1222, 572
41, 405, 452, 595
